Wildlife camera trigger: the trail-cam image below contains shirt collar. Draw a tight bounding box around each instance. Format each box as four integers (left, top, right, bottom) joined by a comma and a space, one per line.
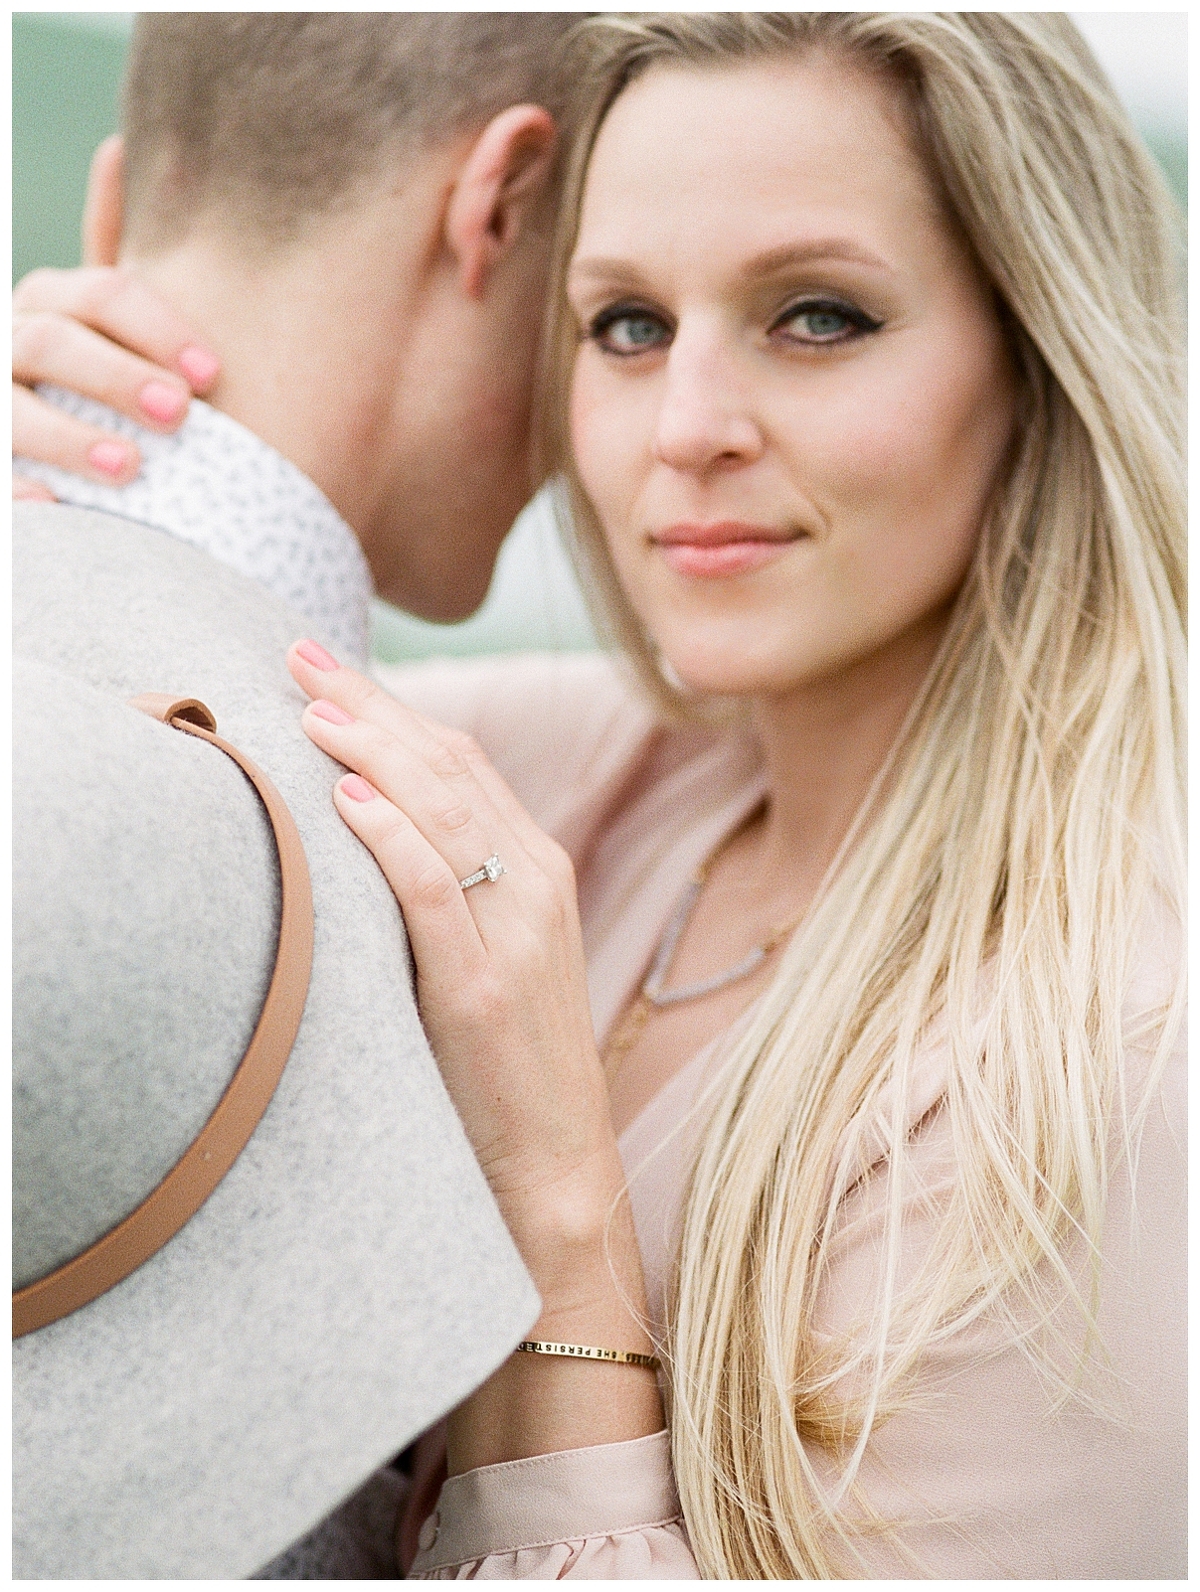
17, 386, 374, 665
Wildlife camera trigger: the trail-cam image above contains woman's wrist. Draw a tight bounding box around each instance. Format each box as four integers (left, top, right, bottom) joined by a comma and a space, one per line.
446, 1352, 665, 1476
491, 1145, 641, 1309
524, 1267, 655, 1356
445, 1155, 660, 1475
447, 1299, 663, 1476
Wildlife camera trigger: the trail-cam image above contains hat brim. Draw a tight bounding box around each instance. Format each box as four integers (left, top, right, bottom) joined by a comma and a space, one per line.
13, 659, 540, 1579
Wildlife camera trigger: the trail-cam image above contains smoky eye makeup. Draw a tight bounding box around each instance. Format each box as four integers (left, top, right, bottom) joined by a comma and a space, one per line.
576, 288, 885, 356
769, 295, 884, 345
584, 300, 674, 356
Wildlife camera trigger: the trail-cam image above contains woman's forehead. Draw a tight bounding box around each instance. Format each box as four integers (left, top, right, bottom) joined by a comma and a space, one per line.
574, 56, 944, 273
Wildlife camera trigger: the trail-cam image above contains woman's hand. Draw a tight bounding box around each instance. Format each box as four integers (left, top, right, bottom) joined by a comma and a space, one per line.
289, 639, 665, 1471
287, 640, 623, 1274
288, 639, 663, 1469
12, 265, 220, 496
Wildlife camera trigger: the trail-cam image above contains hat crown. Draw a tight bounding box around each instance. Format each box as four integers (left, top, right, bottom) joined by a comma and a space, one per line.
13, 660, 282, 1289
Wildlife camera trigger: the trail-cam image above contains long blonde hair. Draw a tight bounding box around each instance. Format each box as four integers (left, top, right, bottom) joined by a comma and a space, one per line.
541, 14, 1185, 1578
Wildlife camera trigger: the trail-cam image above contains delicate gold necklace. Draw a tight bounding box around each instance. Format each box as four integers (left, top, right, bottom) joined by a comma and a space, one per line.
602, 802, 808, 1082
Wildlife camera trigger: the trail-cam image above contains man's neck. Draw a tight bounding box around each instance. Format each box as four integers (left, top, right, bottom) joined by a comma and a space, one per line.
120, 155, 455, 558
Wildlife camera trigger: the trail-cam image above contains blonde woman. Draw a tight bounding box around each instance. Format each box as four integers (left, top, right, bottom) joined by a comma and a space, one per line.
15, 13, 1184, 1577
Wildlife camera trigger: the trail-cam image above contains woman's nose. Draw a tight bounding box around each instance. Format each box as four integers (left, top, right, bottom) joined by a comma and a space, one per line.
652, 325, 764, 474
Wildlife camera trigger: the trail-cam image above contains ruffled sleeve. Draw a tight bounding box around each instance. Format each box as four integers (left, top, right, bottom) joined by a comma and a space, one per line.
406, 1430, 699, 1580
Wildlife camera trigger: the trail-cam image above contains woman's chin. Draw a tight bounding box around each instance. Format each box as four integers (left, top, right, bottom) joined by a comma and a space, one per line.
659, 650, 784, 702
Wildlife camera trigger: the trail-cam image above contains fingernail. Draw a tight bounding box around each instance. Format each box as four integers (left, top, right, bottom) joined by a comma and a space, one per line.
138, 380, 187, 424
341, 775, 377, 803
310, 700, 354, 726
296, 639, 339, 671
12, 480, 56, 502
88, 441, 132, 477
178, 345, 220, 388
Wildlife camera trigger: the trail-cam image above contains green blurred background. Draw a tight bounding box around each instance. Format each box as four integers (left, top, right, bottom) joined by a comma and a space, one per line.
12, 11, 1187, 660
13, 10, 1187, 286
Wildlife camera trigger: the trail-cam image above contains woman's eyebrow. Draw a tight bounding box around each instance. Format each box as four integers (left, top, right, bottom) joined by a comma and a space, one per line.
568, 239, 892, 289
567, 256, 653, 289
743, 239, 891, 277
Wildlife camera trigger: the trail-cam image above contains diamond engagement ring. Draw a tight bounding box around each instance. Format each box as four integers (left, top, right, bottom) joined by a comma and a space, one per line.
459, 854, 506, 891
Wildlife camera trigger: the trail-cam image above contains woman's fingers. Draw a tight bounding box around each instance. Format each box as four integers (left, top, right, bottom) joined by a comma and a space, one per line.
287, 640, 571, 873
12, 383, 140, 486
12, 267, 221, 492
14, 307, 189, 436
14, 308, 191, 436
289, 644, 508, 859
288, 645, 573, 957
302, 695, 519, 898
12, 266, 220, 395
12, 474, 57, 502
330, 774, 489, 982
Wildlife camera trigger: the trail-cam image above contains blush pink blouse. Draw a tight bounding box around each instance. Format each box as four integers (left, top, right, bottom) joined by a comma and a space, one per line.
373, 651, 1185, 1581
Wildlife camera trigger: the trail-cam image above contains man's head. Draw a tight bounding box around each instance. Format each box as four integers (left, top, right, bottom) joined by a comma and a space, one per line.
90, 14, 581, 619
119, 14, 576, 257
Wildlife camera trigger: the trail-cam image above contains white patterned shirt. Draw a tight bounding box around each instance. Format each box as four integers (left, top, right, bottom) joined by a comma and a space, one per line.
16, 386, 374, 664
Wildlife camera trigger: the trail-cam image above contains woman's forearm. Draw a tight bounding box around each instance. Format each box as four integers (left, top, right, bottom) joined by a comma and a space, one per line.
446, 1160, 665, 1475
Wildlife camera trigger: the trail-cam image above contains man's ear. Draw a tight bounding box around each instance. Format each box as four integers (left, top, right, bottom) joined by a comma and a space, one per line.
444, 106, 557, 300
82, 134, 125, 267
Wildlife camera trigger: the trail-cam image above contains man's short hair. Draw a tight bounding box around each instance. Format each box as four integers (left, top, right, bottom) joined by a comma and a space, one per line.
122, 13, 579, 253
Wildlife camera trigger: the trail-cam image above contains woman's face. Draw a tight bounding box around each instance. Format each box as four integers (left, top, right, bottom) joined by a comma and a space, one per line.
567, 54, 1018, 700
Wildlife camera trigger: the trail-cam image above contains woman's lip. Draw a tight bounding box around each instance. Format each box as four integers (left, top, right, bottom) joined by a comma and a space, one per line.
650, 522, 804, 578
652, 521, 796, 547
658, 541, 793, 577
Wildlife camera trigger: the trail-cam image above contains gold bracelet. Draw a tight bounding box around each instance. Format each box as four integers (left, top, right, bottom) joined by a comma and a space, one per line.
515, 1339, 660, 1370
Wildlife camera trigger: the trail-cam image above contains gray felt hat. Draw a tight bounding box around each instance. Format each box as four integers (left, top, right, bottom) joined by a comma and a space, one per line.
13, 503, 541, 1579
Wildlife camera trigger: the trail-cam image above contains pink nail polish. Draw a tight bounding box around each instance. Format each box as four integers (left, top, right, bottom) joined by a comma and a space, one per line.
341, 775, 377, 803
178, 345, 220, 388
88, 441, 131, 477
310, 700, 354, 726
296, 639, 339, 671
139, 380, 187, 424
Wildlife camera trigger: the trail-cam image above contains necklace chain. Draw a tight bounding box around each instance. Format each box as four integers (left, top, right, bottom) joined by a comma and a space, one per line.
602, 801, 807, 1080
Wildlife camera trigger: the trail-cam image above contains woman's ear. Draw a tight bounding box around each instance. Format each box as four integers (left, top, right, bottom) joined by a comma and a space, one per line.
445, 105, 557, 300
82, 134, 125, 268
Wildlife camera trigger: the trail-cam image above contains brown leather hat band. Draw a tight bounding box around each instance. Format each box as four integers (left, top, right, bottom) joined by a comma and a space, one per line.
13, 695, 315, 1339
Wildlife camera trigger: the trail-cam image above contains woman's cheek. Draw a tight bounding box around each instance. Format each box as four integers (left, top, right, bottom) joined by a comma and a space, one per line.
570, 368, 647, 532
785, 351, 984, 540
825, 322, 1016, 538
782, 409, 910, 548
568, 367, 614, 511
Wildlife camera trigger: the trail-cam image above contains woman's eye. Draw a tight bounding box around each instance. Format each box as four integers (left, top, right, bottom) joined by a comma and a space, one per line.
772, 299, 882, 346
588, 306, 672, 356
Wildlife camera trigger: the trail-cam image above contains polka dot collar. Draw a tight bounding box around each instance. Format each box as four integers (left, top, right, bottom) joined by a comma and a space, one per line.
18, 387, 374, 664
